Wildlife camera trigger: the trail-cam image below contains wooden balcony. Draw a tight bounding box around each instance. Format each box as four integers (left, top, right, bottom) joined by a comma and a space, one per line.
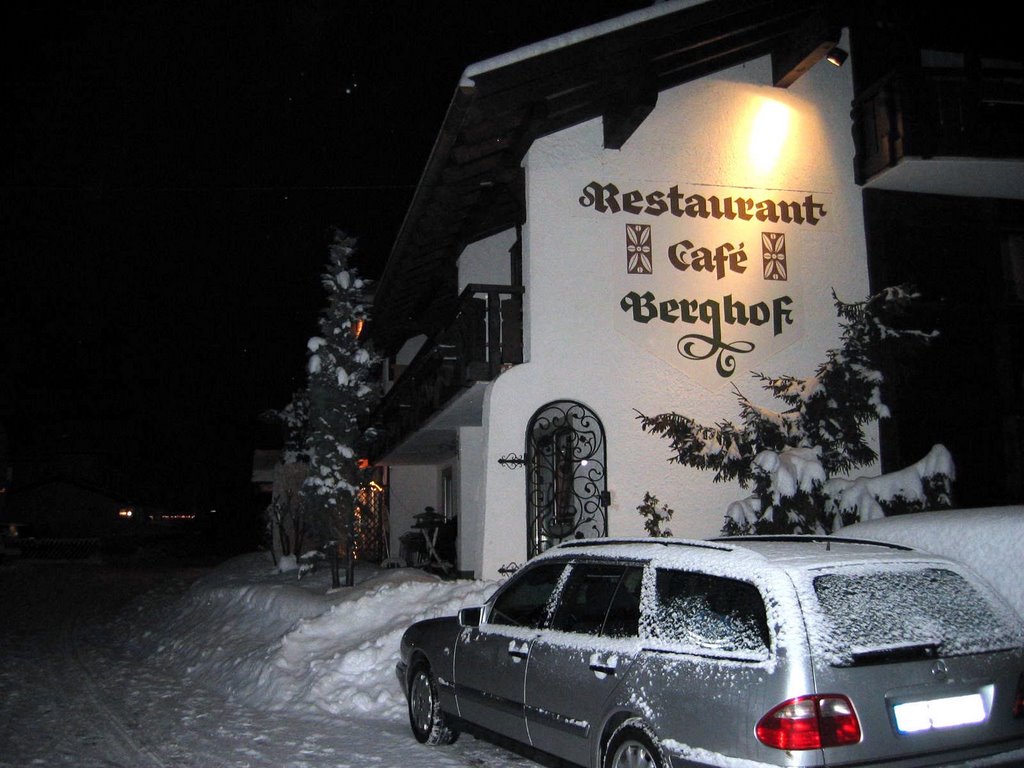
853, 56, 1024, 187
367, 284, 524, 463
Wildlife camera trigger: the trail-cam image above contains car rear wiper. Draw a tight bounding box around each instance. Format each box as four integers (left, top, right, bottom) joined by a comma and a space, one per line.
847, 640, 941, 666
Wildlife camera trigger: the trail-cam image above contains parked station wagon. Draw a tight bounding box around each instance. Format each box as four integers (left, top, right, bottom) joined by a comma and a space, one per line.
397, 536, 1024, 767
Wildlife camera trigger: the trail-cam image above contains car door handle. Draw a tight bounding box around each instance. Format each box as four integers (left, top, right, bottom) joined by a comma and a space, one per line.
589, 653, 618, 675
507, 640, 530, 660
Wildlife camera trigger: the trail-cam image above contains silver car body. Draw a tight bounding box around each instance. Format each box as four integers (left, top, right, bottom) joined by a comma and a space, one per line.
398, 536, 1024, 767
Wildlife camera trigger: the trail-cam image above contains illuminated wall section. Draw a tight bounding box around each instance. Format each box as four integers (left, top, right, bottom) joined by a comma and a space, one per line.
474, 44, 869, 577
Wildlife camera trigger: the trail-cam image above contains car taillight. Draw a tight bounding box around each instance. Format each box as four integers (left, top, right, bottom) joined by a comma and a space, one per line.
756, 695, 861, 750
1014, 673, 1024, 719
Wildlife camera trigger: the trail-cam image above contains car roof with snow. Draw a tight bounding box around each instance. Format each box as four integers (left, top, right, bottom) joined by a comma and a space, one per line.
533, 535, 956, 573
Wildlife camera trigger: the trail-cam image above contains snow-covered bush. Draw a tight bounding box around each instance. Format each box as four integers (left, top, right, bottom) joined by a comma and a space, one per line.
636, 492, 674, 537
637, 286, 954, 535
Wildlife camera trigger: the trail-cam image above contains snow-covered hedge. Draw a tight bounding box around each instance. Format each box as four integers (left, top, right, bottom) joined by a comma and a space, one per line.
840, 506, 1024, 620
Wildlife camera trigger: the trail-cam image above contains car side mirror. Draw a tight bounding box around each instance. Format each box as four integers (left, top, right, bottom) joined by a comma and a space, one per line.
458, 606, 482, 628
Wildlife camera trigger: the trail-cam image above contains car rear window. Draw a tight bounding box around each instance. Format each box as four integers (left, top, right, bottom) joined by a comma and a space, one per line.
812, 565, 1022, 666
644, 570, 770, 655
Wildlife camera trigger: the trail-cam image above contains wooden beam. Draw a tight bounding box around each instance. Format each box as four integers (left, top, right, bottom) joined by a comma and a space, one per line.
603, 81, 658, 150
771, 10, 840, 88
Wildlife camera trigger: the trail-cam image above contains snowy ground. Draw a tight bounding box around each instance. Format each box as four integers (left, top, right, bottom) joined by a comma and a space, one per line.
1, 505, 1020, 768
0, 555, 532, 768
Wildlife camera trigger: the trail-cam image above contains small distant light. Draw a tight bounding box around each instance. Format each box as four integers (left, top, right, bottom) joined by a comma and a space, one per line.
118, 507, 134, 518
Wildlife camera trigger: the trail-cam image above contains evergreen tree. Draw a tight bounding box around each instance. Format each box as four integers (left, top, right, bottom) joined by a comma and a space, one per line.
636, 285, 955, 535
301, 230, 381, 586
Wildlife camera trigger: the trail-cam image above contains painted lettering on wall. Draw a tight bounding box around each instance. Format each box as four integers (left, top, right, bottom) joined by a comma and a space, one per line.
619, 291, 793, 377
584, 180, 823, 386
578, 181, 827, 225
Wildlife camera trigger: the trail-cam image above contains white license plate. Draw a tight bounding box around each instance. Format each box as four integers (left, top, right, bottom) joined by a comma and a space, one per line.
892, 693, 987, 734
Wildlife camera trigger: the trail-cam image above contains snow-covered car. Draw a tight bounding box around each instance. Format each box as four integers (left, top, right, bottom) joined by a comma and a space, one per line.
397, 536, 1024, 767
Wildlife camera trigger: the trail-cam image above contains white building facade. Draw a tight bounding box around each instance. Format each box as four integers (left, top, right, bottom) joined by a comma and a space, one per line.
368, 0, 1024, 578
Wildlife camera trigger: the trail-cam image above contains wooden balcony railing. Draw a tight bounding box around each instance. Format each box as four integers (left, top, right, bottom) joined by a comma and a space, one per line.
367, 284, 524, 461
853, 59, 1024, 185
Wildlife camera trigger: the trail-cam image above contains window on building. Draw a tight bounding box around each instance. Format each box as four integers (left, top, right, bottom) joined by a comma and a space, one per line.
441, 466, 455, 520
1001, 232, 1024, 301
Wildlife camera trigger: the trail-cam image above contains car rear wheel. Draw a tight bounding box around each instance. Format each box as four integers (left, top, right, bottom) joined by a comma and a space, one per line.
407, 664, 459, 745
604, 720, 668, 768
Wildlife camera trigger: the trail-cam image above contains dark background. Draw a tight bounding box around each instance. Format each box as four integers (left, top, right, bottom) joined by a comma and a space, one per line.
1, 2, 648, 546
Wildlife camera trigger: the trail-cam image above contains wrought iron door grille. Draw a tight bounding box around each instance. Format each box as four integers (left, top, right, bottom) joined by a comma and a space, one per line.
526, 400, 607, 558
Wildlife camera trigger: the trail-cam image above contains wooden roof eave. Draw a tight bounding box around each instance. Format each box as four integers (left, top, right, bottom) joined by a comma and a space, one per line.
370, 0, 845, 355
372, 84, 479, 331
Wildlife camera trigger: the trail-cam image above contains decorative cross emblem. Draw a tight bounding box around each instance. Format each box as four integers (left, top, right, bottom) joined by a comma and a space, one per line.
762, 232, 787, 281
626, 224, 652, 274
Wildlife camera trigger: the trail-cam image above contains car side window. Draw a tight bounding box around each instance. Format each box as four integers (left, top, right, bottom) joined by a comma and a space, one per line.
488, 562, 567, 628
550, 563, 643, 637
602, 566, 643, 637
648, 570, 770, 653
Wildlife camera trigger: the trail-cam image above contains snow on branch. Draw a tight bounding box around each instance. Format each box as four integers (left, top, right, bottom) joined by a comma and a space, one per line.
637, 284, 951, 535
825, 444, 956, 526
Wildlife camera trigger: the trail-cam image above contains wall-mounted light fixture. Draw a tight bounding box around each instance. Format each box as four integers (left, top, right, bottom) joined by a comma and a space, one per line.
826, 46, 848, 67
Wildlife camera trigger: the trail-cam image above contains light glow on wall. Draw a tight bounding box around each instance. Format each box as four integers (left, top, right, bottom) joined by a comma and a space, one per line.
747, 98, 792, 174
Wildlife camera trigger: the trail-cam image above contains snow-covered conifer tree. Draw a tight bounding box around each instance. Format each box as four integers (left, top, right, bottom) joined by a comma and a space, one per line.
637, 285, 955, 535
301, 230, 380, 586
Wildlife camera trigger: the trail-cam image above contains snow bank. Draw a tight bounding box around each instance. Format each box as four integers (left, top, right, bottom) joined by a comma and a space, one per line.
124, 511, 1024, 731
132, 553, 500, 721
840, 506, 1024, 620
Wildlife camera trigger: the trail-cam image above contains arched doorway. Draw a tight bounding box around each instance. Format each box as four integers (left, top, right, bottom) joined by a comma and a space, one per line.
526, 400, 608, 558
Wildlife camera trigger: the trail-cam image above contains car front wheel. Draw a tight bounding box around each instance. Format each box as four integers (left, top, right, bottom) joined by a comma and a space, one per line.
604, 720, 668, 768
407, 664, 459, 745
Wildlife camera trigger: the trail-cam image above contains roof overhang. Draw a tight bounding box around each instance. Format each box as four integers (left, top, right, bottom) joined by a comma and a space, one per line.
370, 0, 844, 354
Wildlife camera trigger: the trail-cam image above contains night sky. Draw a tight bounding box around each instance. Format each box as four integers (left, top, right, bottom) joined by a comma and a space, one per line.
1, 2, 648, 518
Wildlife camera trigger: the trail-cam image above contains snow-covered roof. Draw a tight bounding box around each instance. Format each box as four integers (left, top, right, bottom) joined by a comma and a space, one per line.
461, 0, 703, 85
371, 0, 844, 353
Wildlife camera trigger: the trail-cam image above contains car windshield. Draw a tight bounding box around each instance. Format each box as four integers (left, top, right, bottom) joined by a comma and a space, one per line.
811, 565, 1022, 666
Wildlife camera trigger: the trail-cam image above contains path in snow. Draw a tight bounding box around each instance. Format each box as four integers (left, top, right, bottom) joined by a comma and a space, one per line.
0, 559, 533, 768
0, 561, 196, 767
